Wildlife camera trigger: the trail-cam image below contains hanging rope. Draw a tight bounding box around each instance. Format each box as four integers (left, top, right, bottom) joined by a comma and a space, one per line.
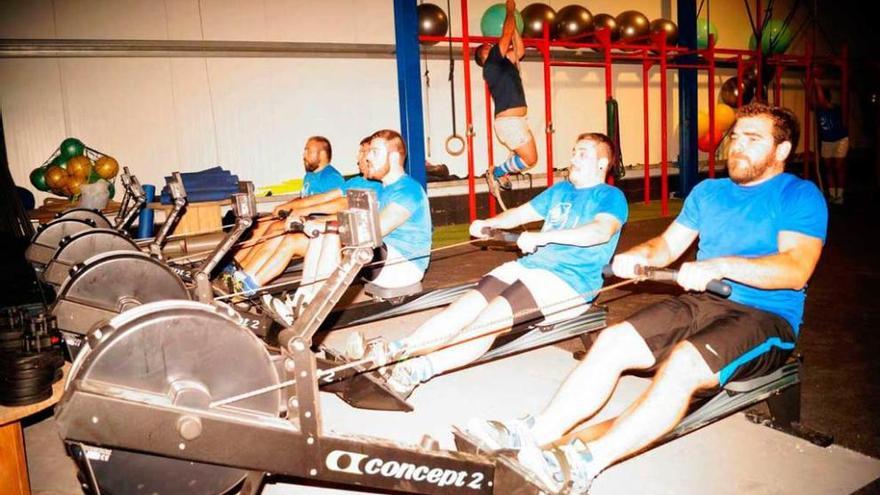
444, 0, 465, 156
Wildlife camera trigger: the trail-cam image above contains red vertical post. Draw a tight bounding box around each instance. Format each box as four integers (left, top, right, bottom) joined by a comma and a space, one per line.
542, 21, 554, 186
459, 0, 477, 221
707, 33, 716, 178
803, 39, 813, 179
736, 57, 745, 107
484, 82, 497, 216
841, 44, 849, 123
773, 65, 782, 106
659, 34, 669, 217
599, 28, 614, 185
755, 0, 764, 101
642, 59, 651, 204
602, 30, 613, 99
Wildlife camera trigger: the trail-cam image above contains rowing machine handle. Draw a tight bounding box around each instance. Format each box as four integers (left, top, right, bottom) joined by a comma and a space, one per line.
479, 226, 521, 243
601, 264, 732, 298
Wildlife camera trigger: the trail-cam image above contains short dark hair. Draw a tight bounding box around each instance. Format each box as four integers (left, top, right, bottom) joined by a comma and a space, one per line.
359, 136, 372, 146
307, 135, 332, 161
370, 129, 407, 165
474, 44, 491, 67
735, 102, 800, 153
575, 132, 617, 167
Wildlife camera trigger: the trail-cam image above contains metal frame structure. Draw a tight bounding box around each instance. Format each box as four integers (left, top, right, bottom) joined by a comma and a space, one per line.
416, 0, 849, 220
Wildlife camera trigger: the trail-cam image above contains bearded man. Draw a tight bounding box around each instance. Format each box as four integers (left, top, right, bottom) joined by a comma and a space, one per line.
465, 103, 828, 494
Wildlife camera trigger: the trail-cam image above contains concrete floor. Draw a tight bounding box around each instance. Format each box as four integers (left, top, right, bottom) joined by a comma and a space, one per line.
24, 306, 880, 494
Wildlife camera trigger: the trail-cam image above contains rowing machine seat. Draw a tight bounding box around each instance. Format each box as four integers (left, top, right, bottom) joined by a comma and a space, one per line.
365, 281, 424, 302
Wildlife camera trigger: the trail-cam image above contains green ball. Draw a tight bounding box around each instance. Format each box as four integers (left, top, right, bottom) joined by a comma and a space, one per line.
59, 137, 85, 160
480, 3, 524, 37
87, 168, 102, 183
50, 154, 67, 168
696, 18, 718, 49
107, 181, 115, 199
30, 167, 50, 192
749, 19, 793, 55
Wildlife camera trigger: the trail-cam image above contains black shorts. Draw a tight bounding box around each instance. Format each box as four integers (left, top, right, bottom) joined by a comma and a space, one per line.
627, 293, 797, 385
475, 274, 542, 327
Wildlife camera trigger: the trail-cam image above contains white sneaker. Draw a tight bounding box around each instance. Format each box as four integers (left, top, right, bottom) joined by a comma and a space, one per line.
386, 357, 432, 398
261, 294, 294, 326
343, 332, 367, 360
465, 415, 539, 451
517, 443, 597, 495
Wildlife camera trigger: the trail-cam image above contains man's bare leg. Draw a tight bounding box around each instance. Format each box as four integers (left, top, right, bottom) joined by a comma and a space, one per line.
576, 341, 717, 474
235, 218, 276, 264
252, 233, 309, 286
396, 290, 491, 351
515, 133, 539, 168
294, 232, 341, 308
384, 296, 515, 395
417, 296, 514, 374
529, 323, 656, 445
239, 222, 285, 273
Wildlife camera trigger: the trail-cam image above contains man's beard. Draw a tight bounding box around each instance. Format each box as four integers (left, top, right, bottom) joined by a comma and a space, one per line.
728, 153, 772, 184
368, 161, 390, 180
303, 160, 319, 173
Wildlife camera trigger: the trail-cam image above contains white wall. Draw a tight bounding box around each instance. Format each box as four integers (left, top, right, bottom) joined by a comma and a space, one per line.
0, 0, 817, 202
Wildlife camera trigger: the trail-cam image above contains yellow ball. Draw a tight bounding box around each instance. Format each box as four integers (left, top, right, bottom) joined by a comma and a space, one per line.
66, 155, 92, 179
94, 156, 119, 180
45, 166, 69, 190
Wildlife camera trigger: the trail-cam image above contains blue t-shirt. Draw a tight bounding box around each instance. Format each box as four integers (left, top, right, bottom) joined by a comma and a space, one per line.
816, 107, 847, 142
342, 175, 383, 195
676, 174, 827, 333
378, 176, 432, 272
519, 181, 628, 301
302, 164, 345, 197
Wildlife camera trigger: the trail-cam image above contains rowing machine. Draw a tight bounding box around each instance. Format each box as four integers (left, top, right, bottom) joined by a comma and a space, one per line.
56, 189, 547, 494
51, 182, 261, 359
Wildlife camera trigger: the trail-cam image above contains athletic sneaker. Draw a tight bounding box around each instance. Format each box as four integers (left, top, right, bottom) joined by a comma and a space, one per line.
464, 415, 539, 451
517, 443, 597, 495
261, 294, 294, 326
343, 331, 367, 360
212, 271, 235, 295
484, 171, 512, 195
385, 356, 433, 398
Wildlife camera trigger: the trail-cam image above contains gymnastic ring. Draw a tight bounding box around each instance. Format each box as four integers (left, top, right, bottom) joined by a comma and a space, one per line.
445, 134, 465, 156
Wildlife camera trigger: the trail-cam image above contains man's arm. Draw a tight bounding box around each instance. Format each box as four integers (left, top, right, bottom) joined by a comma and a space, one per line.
813, 83, 832, 111
677, 231, 823, 292
612, 221, 699, 277
297, 196, 348, 218
273, 188, 343, 216
517, 213, 622, 253
378, 203, 413, 237
474, 202, 543, 234
497, 0, 517, 58
510, 9, 526, 63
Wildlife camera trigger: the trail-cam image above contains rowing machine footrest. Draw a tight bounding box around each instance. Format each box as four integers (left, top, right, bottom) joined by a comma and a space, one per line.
365, 281, 423, 302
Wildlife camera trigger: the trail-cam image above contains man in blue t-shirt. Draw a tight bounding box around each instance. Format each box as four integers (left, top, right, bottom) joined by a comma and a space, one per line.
299, 135, 345, 197
223, 137, 376, 298
467, 103, 828, 494
359, 133, 627, 398
291, 129, 431, 312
